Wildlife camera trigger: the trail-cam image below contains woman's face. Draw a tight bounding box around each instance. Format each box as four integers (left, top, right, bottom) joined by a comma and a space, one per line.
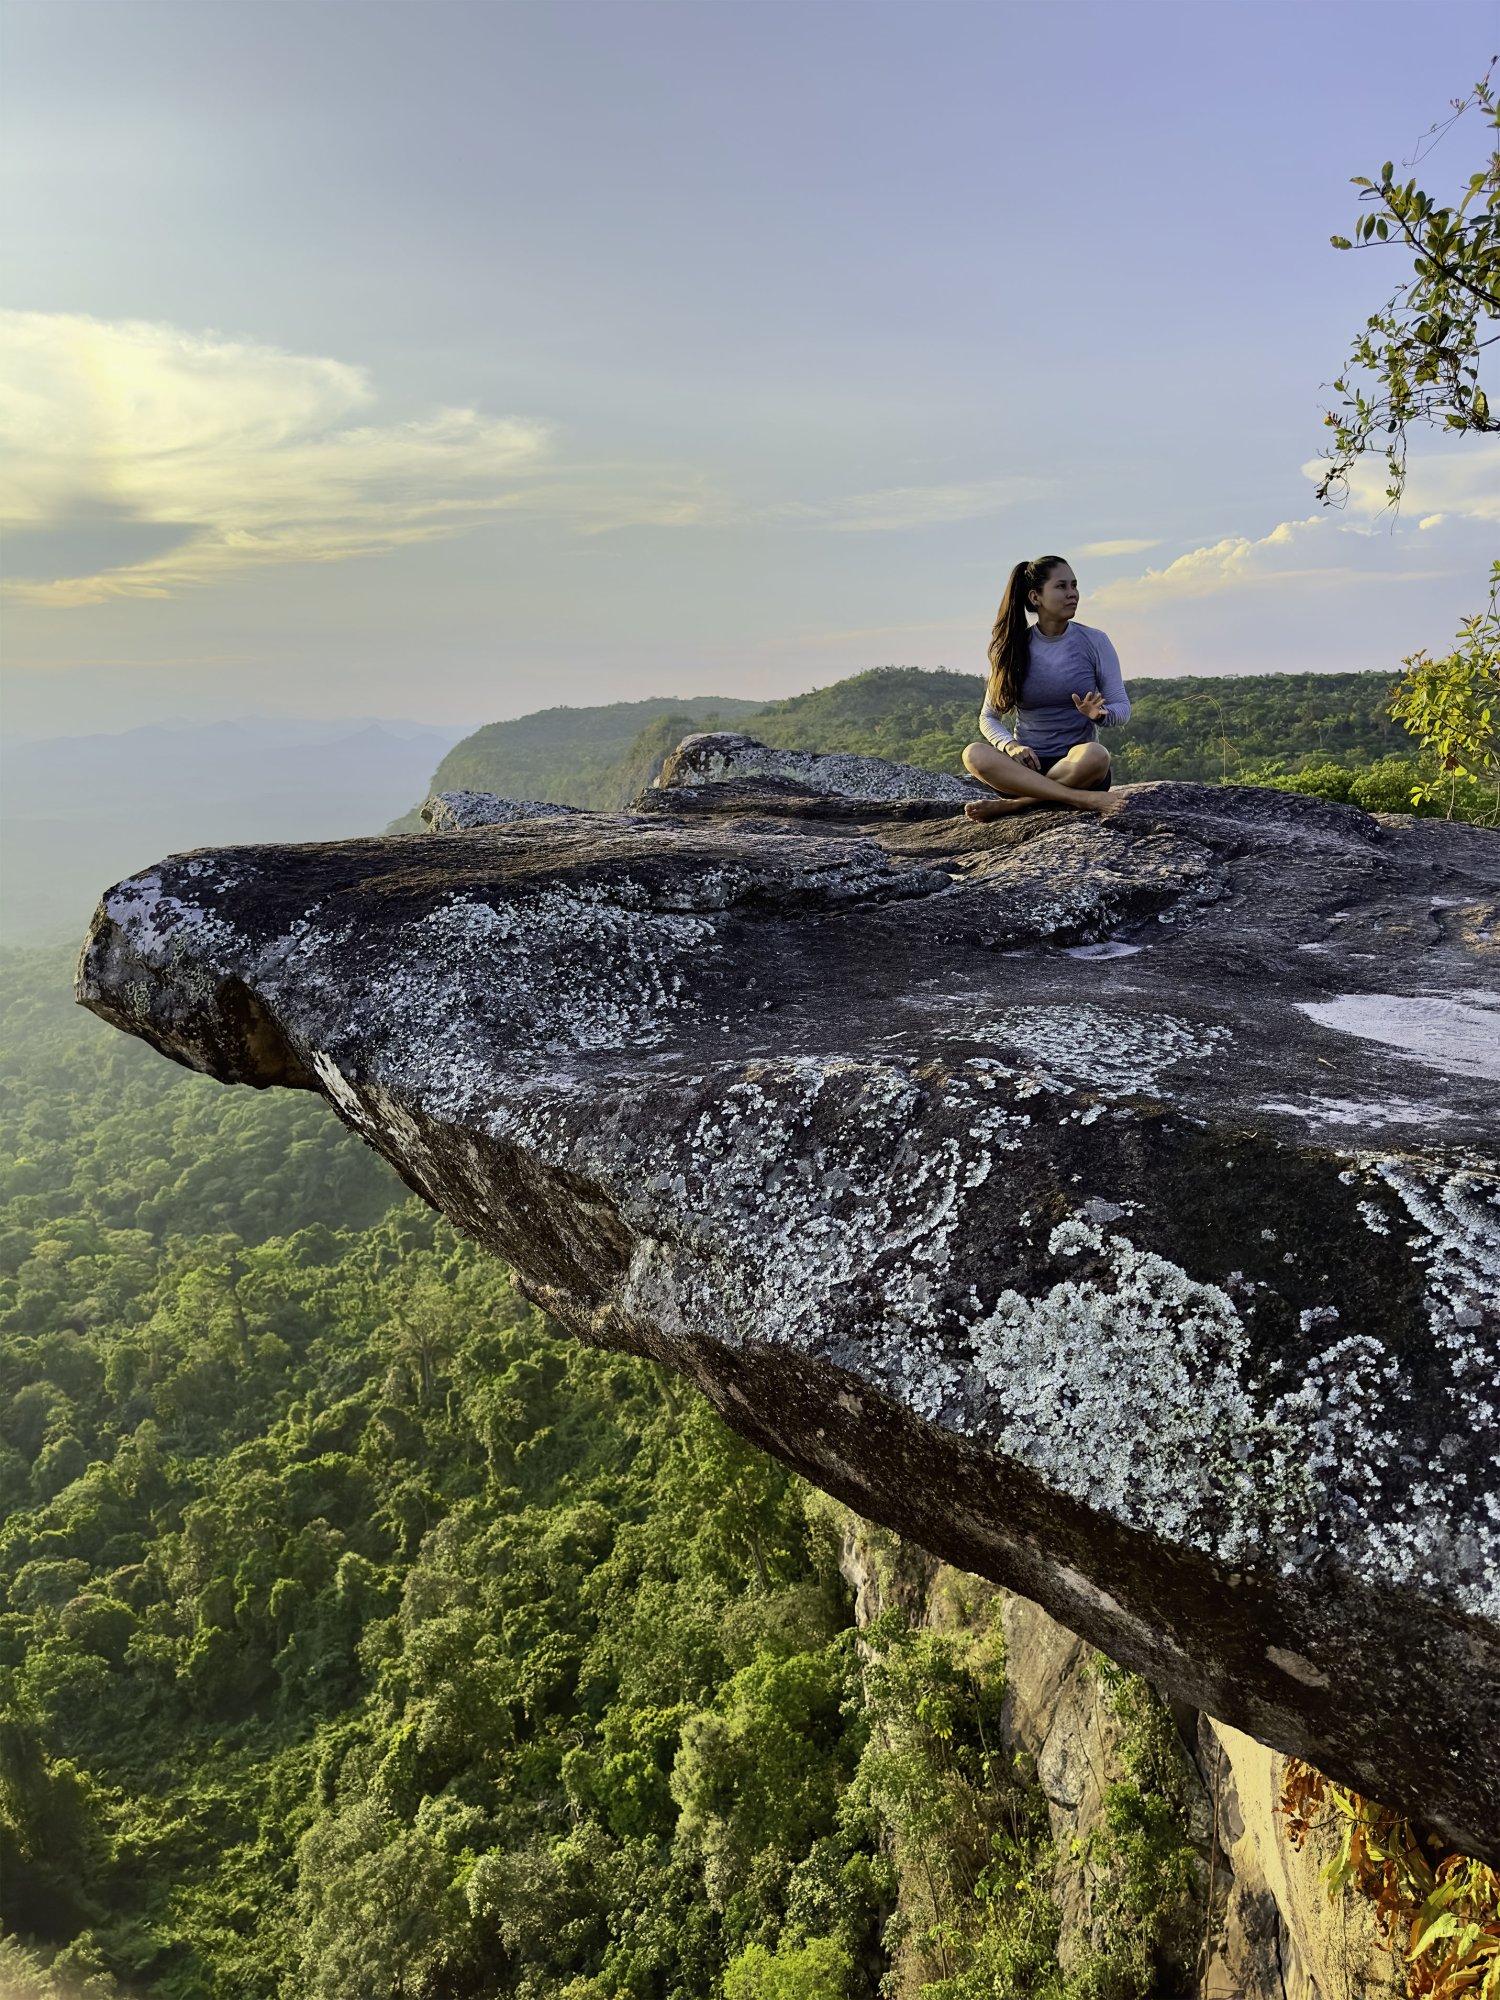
1031, 564, 1079, 621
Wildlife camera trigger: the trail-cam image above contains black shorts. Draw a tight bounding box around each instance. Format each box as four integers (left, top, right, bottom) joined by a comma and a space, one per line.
1032, 746, 1112, 790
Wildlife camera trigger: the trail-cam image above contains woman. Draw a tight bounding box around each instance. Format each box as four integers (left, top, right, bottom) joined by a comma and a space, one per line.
962, 556, 1130, 819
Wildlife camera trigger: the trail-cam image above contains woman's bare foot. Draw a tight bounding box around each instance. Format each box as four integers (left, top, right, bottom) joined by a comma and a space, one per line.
964, 796, 1034, 821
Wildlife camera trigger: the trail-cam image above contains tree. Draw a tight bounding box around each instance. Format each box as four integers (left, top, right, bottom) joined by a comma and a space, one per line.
381, 1276, 456, 1407
722, 1934, 853, 1999
1318, 65, 1499, 510
1316, 75, 1500, 823
1389, 559, 1500, 820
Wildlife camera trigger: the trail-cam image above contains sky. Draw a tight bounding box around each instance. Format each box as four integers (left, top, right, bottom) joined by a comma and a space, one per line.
3, 0, 1498, 739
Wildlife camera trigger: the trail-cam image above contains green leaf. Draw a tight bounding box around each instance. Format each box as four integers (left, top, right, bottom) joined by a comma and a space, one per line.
1410, 1910, 1461, 1959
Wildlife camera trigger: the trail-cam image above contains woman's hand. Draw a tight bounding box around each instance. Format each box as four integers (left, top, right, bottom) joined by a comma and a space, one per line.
1004, 742, 1042, 771
1072, 689, 1107, 722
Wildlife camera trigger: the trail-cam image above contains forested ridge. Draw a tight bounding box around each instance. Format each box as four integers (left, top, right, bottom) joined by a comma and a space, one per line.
394, 663, 1497, 825
422, 698, 765, 816
0, 948, 1202, 2000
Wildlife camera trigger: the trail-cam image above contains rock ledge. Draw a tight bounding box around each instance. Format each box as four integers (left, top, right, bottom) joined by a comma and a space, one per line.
78, 744, 1500, 1857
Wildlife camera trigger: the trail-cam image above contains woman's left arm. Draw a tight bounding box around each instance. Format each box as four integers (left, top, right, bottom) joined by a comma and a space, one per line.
1090, 628, 1131, 726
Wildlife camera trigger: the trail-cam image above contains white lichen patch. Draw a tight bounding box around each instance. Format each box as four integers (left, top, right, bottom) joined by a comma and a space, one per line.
103, 872, 243, 961
613, 1054, 1035, 1425
340, 887, 718, 1119
967, 1220, 1311, 1561
974, 1003, 1230, 1098
93, 872, 248, 1009
961, 1216, 1499, 1617
1298, 1305, 1340, 1333
1266, 1150, 1499, 1611
1376, 1160, 1500, 1448
1257, 1095, 1450, 1129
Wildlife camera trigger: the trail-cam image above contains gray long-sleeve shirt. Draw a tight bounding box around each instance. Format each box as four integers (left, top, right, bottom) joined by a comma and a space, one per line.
979, 621, 1130, 758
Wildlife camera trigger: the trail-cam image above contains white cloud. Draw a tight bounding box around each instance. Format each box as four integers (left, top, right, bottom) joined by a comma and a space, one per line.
761, 476, 1043, 534
1087, 516, 1342, 609
0, 311, 718, 607
1085, 490, 1485, 615
1075, 537, 1162, 558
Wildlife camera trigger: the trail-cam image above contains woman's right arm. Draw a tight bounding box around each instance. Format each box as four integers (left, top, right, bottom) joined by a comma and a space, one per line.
979, 699, 1016, 748
979, 700, 1040, 768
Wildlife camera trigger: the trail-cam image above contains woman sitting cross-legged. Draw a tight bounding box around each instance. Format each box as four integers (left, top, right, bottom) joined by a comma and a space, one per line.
962, 554, 1131, 819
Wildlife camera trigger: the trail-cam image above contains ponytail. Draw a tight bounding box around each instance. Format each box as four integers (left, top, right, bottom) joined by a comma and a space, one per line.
986, 555, 1066, 717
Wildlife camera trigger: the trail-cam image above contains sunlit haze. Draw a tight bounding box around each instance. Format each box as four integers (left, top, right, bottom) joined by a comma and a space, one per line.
3, 0, 1497, 739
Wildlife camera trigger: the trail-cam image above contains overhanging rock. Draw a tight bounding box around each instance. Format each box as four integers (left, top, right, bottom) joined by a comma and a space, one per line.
77, 750, 1500, 1858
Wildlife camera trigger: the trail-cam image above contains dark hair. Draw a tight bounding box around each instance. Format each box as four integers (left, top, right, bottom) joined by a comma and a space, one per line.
986, 556, 1068, 716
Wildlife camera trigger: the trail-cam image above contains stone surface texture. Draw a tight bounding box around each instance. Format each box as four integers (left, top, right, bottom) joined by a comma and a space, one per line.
422, 791, 585, 832
76, 741, 1500, 1860
655, 730, 989, 803
1204, 1720, 1404, 2000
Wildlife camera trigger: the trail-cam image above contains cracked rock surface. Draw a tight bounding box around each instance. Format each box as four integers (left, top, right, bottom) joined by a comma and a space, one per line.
78, 747, 1500, 1858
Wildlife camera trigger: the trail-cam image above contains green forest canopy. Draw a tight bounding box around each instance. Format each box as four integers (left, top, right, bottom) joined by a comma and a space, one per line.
1, 946, 1204, 2000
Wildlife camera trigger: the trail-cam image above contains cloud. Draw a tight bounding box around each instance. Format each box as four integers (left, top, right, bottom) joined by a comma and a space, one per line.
761, 477, 1043, 534
1075, 537, 1162, 558
1087, 517, 1342, 609
0, 311, 718, 607
0, 311, 553, 605
1084, 494, 1478, 614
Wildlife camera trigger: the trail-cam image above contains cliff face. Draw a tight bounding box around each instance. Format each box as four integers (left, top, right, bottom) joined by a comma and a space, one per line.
77, 741, 1500, 1860
830, 1512, 1404, 2000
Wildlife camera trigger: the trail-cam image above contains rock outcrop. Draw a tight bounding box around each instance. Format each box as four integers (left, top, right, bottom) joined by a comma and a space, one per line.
77, 741, 1500, 1860
655, 729, 988, 803
422, 791, 587, 832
